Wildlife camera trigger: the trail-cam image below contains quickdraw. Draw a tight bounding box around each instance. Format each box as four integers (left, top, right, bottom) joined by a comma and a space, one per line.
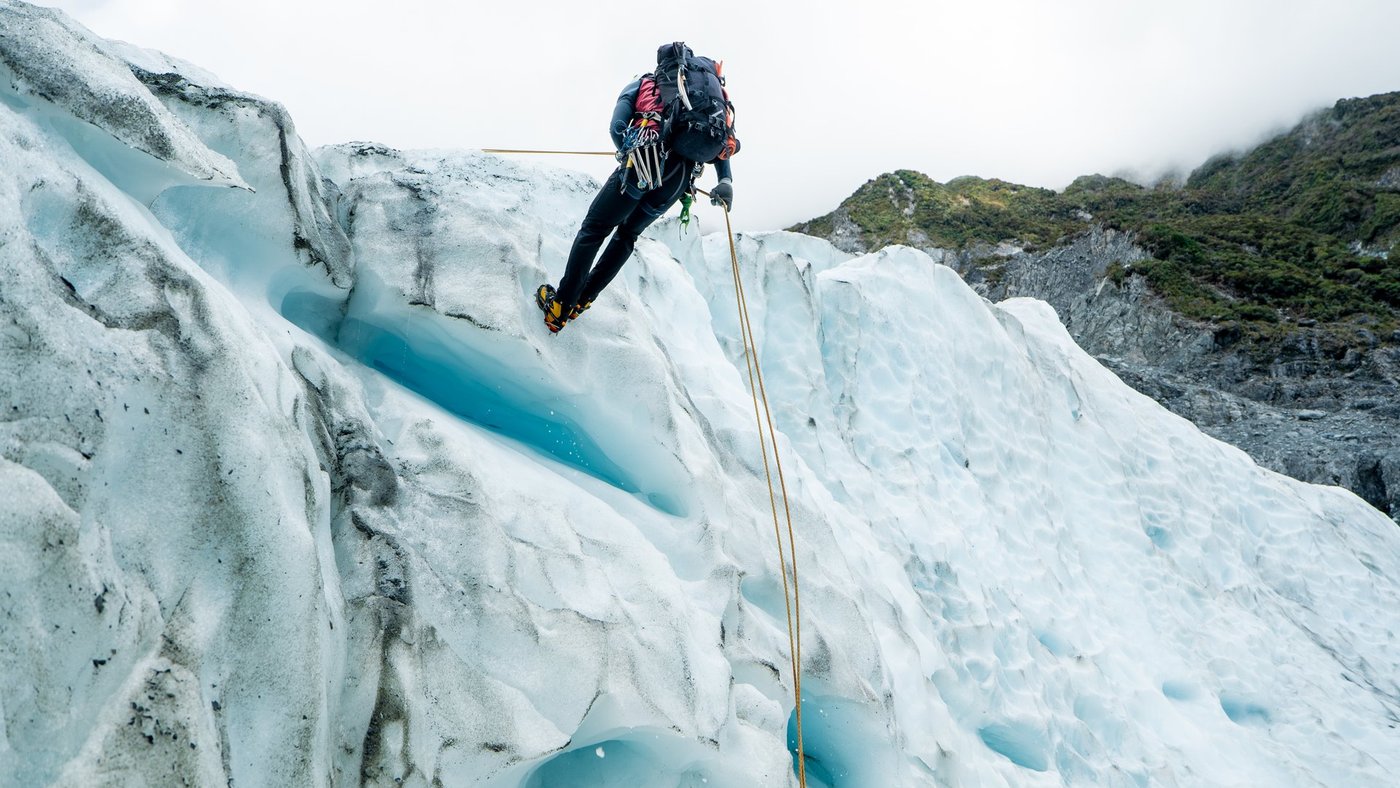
622, 112, 666, 192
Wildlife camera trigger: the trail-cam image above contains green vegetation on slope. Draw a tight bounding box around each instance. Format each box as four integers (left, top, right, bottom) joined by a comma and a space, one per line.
791, 92, 1400, 348
799, 170, 1082, 251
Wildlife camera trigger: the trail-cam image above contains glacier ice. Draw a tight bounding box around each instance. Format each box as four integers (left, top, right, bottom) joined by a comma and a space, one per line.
0, 0, 247, 196
2, 4, 1400, 786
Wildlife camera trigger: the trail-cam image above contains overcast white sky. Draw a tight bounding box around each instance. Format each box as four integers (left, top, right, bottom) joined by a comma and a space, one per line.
46, 0, 1400, 231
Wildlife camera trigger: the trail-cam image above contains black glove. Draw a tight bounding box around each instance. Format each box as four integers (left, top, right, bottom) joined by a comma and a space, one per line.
710, 178, 733, 210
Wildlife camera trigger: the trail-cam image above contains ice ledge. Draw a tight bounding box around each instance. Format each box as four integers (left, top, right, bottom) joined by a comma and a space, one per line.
0, 1, 249, 197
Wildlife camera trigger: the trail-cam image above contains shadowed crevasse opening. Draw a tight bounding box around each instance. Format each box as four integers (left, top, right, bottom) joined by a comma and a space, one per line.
281, 291, 685, 516
785, 695, 900, 788
522, 734, 719, 787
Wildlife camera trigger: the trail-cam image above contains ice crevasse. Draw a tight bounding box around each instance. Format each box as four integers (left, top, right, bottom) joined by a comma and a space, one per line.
2, 4, 1400, 786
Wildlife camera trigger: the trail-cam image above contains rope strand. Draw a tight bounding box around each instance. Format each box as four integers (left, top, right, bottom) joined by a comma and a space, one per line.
488, 145, 802, 785
724, 206, 807, 788
480, 148, 616, 156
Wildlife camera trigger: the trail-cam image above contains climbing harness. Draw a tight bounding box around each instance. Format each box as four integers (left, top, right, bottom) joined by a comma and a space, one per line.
722, 204, 807, 788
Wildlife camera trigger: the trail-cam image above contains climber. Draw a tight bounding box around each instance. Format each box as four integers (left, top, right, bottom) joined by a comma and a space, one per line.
536, 42, 740, 334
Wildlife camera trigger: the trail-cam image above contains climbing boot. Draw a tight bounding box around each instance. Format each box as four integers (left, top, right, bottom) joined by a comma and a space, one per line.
536, 284, 567, 333
566, 300, 593, 322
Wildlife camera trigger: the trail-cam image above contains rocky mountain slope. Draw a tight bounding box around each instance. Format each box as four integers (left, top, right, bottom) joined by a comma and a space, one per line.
792, 94, 1400, 520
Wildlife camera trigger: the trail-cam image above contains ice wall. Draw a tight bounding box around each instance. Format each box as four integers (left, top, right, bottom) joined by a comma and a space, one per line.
3, 4, 1399, 787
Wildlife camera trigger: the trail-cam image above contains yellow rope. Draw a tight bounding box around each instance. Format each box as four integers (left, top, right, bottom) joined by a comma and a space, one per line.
723, 206, 807, 788
480, 148, 616, 156
490, 143, 803, 782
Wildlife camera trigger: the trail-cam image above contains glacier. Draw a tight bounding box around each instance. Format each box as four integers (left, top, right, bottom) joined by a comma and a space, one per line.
2, 4, 1400, 786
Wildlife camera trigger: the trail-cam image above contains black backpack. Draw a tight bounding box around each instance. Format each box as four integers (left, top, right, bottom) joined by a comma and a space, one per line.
652, 42, 739, 164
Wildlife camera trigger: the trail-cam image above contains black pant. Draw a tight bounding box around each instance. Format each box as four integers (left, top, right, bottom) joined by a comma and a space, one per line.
556, 160, 692, 309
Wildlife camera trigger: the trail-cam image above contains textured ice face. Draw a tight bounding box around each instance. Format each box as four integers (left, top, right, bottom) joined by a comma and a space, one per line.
3, 4, 1400, 787
0, 0, 247, 194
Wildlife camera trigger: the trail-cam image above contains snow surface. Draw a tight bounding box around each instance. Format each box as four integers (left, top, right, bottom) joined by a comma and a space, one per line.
2, 4, 1400, 786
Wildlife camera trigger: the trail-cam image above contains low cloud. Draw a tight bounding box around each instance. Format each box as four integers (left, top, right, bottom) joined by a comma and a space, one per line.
44, 0, 1400, 231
